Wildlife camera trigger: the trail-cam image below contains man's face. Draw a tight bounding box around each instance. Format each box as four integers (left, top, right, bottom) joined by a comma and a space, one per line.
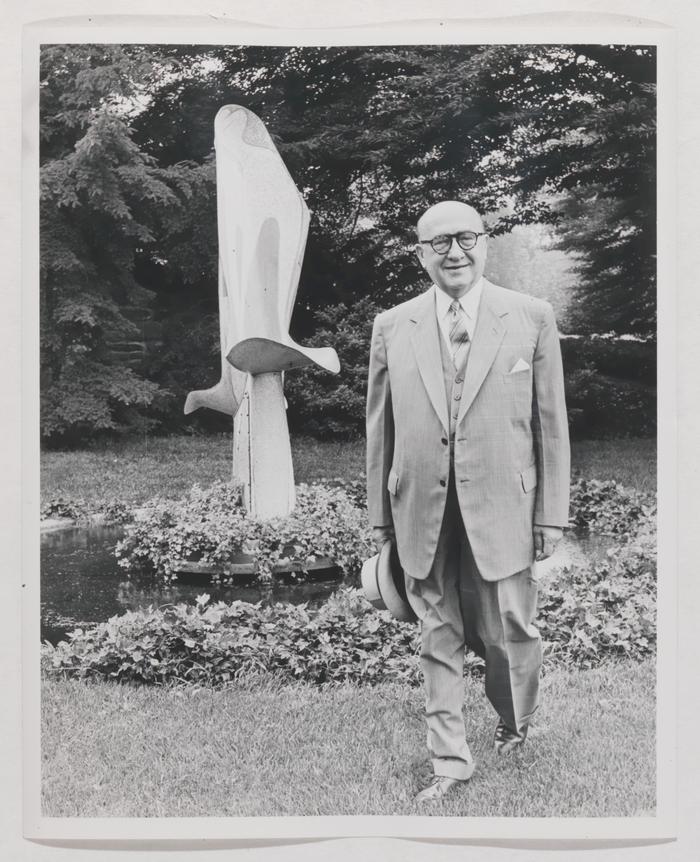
415, 203, 488, 298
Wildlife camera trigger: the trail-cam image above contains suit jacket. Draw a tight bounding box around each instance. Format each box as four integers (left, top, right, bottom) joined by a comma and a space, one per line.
366, 279, 570, 582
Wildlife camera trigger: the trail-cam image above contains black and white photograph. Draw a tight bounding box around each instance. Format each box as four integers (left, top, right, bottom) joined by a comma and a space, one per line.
15, 10, 682, 848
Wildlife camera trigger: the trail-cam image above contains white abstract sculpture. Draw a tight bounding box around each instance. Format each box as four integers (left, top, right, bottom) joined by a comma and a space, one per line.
185, 106, 340, 519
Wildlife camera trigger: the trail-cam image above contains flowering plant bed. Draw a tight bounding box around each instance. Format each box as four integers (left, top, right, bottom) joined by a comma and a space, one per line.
115, 480, 374, 583
44, 478, 657, 686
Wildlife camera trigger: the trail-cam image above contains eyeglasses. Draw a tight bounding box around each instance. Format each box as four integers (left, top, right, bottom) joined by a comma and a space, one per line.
418, 231, 488, 254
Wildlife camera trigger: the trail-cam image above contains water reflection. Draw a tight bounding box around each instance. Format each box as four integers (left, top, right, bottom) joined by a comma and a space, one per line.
41, 525, 343, 645
41, 524, 613, 646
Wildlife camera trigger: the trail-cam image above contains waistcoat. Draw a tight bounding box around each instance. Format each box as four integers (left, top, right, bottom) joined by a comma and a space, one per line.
437, 327, 470, 462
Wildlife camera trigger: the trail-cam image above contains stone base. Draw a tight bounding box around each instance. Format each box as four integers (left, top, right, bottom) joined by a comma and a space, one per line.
172, 555, 335, 578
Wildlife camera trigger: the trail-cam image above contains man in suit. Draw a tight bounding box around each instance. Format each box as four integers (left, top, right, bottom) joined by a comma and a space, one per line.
366, 201, 570, 803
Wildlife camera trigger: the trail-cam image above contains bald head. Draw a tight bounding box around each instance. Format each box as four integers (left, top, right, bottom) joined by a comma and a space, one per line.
414, 200, 488, 298
416, 201, 484, 239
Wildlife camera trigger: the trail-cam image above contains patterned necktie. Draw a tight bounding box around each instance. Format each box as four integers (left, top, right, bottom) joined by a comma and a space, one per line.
448, 300, 470, 371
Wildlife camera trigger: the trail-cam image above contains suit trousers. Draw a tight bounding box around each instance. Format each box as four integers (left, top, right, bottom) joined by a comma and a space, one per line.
405, 475, 542, 780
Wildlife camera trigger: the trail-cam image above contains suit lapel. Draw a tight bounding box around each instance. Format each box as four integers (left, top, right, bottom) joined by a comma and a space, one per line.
409, 291, 449, 434
456, 281, 508, 426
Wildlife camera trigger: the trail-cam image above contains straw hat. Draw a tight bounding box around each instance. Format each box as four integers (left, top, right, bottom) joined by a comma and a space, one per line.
360, 540, 417, 623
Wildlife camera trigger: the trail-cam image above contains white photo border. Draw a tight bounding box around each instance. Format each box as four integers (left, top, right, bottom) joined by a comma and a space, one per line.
21, 13, 676, 844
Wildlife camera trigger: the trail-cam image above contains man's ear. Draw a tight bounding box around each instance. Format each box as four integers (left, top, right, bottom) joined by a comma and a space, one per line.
414, 243, 425, 267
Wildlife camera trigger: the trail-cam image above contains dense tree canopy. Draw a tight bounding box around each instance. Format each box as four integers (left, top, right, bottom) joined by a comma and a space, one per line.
39, 42, 656, 443
40, 46, 208, 441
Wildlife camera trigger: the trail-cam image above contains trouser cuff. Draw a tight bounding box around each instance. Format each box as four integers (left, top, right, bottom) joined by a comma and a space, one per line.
432, 756, 476, 781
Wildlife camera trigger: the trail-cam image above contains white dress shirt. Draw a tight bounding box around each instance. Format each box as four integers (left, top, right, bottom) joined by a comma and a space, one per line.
434, 277, 484, 351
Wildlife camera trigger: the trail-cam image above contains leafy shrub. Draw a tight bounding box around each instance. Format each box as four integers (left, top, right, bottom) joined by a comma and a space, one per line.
41, 359, 171, 447
43, 477, 656, 687
564, 364, 655, 439
95, 499, 135, 525
41, 495, 136, 524
42, 515, 656, 686
569, 478, 654, 536
141, 310, 232, 436
41, 589, 424, 687
285, 298, 380, 439
115, 481, 246, 579
323, 477, 367, 508
560, 335, 656, 386
41, 496, 89, 521
115, 481, 374, 582
538, 518, 656, 668
116, 476, 652, 584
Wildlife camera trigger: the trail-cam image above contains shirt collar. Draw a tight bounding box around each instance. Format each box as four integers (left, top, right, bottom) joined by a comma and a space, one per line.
434, 277, 484, 320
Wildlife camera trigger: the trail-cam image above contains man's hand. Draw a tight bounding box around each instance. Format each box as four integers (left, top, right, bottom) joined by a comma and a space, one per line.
372, 526, 395, 553
533, 525, 563, 562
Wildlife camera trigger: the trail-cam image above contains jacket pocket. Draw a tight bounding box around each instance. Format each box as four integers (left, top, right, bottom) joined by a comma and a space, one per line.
503, 368, 530, 380
501, 371, 533, 413
520, 463, 537, 494
387, 469, 399, 496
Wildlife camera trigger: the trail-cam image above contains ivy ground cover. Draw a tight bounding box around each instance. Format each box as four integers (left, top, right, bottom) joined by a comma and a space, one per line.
43, 477, 656, 684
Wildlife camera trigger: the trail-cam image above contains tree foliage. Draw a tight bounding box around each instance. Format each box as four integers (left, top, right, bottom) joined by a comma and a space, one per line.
131, 44, 655, 330
284, 297, 381, 438
475, 45, 656, 334
40, 43, 656, 443
40, 45, 213, 443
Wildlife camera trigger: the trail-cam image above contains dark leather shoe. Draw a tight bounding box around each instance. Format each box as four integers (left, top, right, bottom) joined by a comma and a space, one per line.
415, 765, 475, 803
493, 720, 527, 754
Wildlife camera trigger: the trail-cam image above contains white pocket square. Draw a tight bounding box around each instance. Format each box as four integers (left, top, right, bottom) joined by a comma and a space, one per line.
508, 358, 531, 374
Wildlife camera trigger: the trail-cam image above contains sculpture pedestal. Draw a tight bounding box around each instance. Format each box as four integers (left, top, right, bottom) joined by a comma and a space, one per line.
232, 372, 295, 520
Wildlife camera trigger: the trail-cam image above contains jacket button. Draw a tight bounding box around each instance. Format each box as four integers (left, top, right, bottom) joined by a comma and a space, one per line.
439, 479, 446, 487
455, 376, 463, 384
454, 393, 461, 400
441, 437, 448, 445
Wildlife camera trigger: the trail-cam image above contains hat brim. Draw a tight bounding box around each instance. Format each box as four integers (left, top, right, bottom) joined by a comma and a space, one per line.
361, 540, 416, 623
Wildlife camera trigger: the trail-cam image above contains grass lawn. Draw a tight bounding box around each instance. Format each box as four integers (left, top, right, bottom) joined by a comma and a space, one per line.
40, 433, 656, 508
41, 658, 655, 818
569, 437, 656, 494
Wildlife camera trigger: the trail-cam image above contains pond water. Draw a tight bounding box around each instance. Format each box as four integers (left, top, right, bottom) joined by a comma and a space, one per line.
40, 524, 614, 645
40, 525, 344, 645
